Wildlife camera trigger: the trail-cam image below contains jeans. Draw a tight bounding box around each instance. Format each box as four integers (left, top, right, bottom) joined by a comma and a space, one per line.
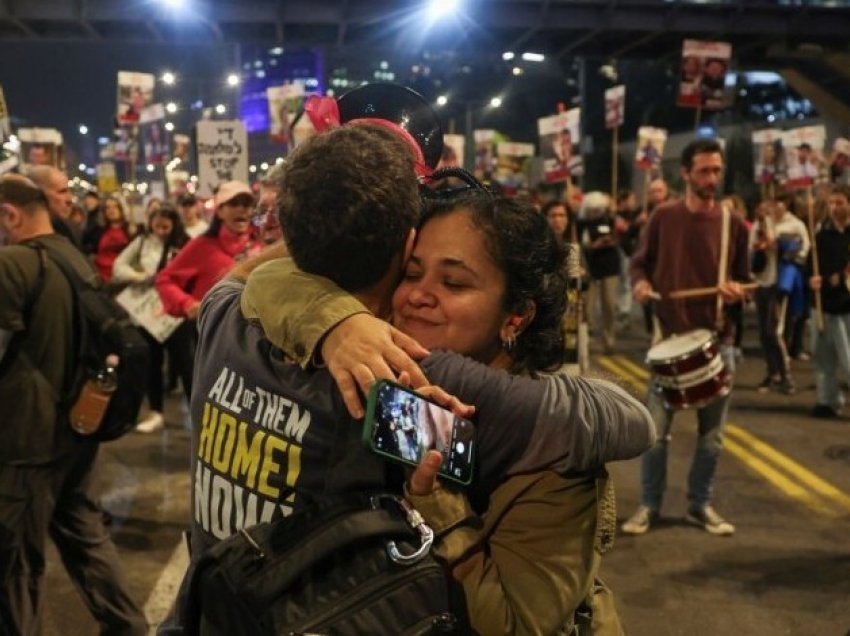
586, 275, 619, 351
755, 286, 789, 379
640, 344, 735, 512
811, 312, 850, 410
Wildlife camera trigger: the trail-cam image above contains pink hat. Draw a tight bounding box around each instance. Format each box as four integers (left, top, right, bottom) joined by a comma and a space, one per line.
214, 180, 253, 208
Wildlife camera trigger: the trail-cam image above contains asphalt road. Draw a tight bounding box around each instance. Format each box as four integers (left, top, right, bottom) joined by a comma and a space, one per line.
41, 312, 850, 636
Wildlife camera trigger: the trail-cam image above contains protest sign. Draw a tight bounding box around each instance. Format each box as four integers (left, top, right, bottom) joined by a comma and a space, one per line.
677, 40, 732, 110
117, 71, 155, 125
196, 120, 249, 197
635, 127, 667, 170
604, 85, 625, 130
538, 109, 582, 184
115, 286, 184, 344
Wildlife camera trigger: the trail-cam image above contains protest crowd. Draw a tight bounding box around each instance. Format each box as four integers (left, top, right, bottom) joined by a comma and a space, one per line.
1, 36, 850, 636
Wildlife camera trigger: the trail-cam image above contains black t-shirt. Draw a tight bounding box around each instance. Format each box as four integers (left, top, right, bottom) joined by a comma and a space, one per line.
579, 217, 621, 279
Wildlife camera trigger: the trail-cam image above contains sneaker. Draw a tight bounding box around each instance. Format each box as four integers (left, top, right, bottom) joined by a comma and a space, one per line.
685, 505, 735, 536
811, 404, 840, 419
136, 411, 164, 433
756, 377, 777, 394
777, 378, 796, 395
621, 505, 657, 535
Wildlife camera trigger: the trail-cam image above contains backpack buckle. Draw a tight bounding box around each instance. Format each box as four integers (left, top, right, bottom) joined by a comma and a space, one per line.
371, 494, 434, 566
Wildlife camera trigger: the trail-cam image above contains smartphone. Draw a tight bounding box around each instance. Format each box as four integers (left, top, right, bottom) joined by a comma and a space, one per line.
363, 380, 475, 486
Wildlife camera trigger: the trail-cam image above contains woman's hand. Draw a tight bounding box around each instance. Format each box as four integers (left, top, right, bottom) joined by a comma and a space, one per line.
321, 314, 430, 418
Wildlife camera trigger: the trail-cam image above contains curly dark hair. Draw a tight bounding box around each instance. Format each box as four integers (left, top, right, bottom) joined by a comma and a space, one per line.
422, 192, 567, 375
276, 124, 421, 291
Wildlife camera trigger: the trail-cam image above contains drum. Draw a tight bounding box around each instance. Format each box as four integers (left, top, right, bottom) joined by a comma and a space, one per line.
646, 329, 731, 410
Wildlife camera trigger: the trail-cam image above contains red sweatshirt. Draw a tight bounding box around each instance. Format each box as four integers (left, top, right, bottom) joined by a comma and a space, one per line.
94, 226, 130, 283
630, 200, 750, 337
155, 226, 260, 317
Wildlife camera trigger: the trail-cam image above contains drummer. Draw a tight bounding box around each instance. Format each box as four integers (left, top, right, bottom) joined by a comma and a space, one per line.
623, 138, 750, 537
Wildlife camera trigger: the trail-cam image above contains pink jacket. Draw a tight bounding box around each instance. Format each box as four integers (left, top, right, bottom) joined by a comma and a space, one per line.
155, 226, 259, 317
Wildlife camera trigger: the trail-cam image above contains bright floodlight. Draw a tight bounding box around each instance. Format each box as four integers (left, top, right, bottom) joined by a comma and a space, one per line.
428, 0, 459, 20
512, 67, 523, 76
147, 164, 156, 172
166, 102, 178, 114
78, 124, 88, 135
78, 163, 86, 171
162, 71, 176, 85
215, 104, 227, 114
226, 73, 240, 87
490, 96, 503, 108
502, 52, 515, 61
521, 52, 545, 62
436, 95, 448, 106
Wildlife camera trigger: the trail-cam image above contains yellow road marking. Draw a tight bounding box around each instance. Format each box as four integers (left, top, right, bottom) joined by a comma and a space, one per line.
595, 354, 850, 517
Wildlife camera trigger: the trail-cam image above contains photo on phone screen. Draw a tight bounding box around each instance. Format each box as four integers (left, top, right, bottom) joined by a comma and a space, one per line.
363, 380, 475, 486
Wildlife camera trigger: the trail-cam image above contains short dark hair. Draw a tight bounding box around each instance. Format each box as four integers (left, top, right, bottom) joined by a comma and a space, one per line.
276, 124, 420, 291
423, 193, 567, 375
681, 138, 724, 171
830, 184, 850, 202
178, 193, 197, 206
0, 175, 48, 213
541, 200, 567, 217
774, 190, 796, 214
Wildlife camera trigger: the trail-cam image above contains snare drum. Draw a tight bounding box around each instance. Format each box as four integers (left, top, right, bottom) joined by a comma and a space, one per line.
646, 329, 731, 410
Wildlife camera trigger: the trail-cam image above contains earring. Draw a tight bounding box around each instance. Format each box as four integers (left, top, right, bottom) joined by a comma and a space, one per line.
502, 333, 516, 351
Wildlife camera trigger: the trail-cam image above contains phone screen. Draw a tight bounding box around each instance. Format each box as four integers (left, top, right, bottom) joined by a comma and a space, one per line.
363, 381, 475, 486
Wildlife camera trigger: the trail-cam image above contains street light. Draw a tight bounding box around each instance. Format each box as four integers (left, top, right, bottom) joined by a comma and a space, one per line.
436, 95, 448, 107
489, 96, 503, 108
164, 122, 175, 132
78, 124, 88, 135
162, 71, 176, 85
166, 102, 178, 114
226, 73, 240, 87
215, 104, 227, 115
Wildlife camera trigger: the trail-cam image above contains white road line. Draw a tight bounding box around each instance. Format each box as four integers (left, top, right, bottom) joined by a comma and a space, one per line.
144, 538, 190, 635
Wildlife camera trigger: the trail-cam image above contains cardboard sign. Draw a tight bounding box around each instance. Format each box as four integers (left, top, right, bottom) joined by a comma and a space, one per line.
635, 127, 667, 171
196, 120, 249, 198
538, 109, 582, 184
140, 104, 169, 165
677, 39, 732, 110
439, 134, 466, 171
752, 129, 784, 185
117, 71, 155, 125
494, 142, 535, 193
783, 126, 826, 190
604, 85, 625, 130
267, 83, 305, 144
115, 286, 184, 344
18, 127, 64, 170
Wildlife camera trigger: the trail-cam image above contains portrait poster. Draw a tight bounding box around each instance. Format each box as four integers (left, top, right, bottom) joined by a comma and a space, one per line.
677, 39, 732, 110
116, 71, 155, 125
0, 86, 10, 143
173, 134, 190, 163
140, 104, 169, 165
494, 142, 535, 194
752, 129, 784, 185
113, 126, 138, 163
604, 85, 625, 130
18, 127, 64, 170
538, 108, 582, 184
439, 134, 466, 171
634, 127, 667, 171
96, 162, 119, 194
267, 83, 305, 145
165, 169, 190, 197
783, 125, 826, 190
831, 137, 850, 184
115, 286, 184, 344
196, 120, 249, 198
473, 129, 499, 181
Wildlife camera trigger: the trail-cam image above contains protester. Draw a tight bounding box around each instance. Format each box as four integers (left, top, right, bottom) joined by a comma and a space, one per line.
624, 138, 749, 537
809, 184, 850, 418
177, 193, 208, 239
93, 195, 132, 284
26, 165, 78, 247
254, 162, 284, 244
0, 174, 146, 635
112, 205, 192, 433
155, 180, 259, 320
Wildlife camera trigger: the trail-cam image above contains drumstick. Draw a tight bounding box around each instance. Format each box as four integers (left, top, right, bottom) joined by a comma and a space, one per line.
648, 283, 758, 301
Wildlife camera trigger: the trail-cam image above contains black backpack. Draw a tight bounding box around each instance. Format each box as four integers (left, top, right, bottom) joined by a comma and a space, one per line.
178, 493, 458, 636
31, 243, 150, 441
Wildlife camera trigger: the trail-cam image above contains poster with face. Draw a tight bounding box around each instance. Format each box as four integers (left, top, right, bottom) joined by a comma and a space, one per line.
538, 109, 582, 184
0, 86, 10, 144
677, 40, 732, 110
196, 120, 249, 197
604, 85, 625, 130
783, 125, 826, 189
96, 162, 119, 194
117, 72, 155, 125
173, 134, 190, 163
18, 127, 64, 170
113, 126, 138, 163
752, 129, 784, 185
830, 137, 850, 185
439, 134, 465, 171
634, 127, 667, 171
165, 169, 190, 197
473, 129, 498, 180
494, 141, 535, 194
140, 103, 168, 165
267, 83, 305, 145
